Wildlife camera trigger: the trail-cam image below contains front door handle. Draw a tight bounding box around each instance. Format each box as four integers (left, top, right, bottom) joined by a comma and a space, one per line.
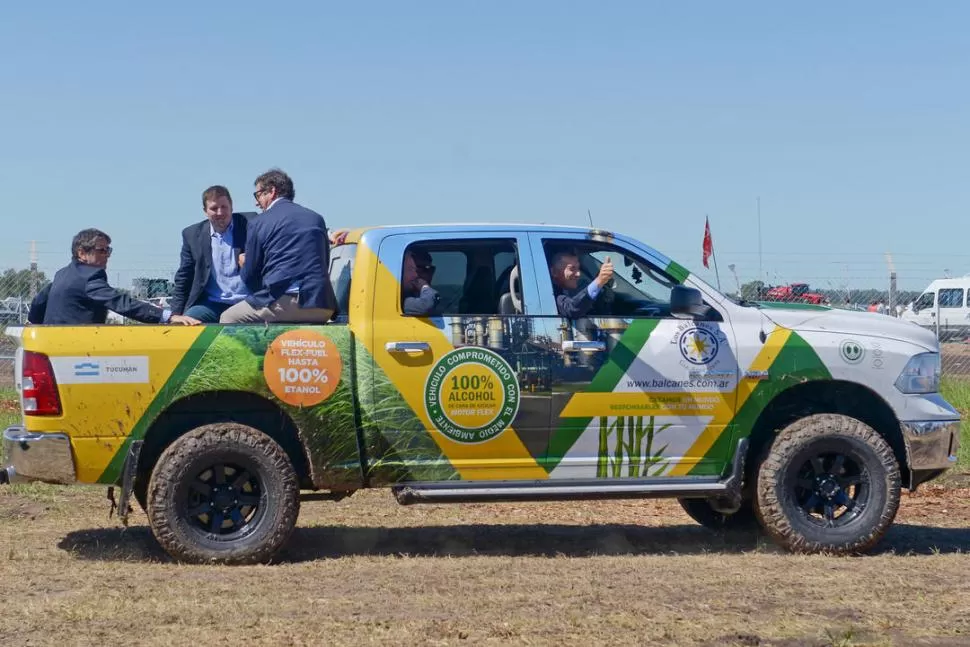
562, 340, 606, 352
385, 341, 431, 353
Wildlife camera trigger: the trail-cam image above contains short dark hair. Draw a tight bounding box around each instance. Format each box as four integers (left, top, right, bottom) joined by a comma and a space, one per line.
255, 168, 295, 201
202, 185, 232, 207
72, 228, 111, 261
408, 248, 434, 267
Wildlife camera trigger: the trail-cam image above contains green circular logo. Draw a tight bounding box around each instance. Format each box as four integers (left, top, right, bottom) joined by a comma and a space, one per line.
840, 339, 865, 364
424, 347, 520, 444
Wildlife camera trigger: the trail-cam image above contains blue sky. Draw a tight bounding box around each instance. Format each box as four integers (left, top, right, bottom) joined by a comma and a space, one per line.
1, 2, 968, 293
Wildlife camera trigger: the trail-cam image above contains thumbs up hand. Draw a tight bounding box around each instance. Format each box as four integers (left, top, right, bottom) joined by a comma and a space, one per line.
596, 255, 614, 288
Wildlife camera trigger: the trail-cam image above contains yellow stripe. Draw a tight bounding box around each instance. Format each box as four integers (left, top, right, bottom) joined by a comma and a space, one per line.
352, 242, 547, 481
666, 326, 792, 476
559, 391, 736, 419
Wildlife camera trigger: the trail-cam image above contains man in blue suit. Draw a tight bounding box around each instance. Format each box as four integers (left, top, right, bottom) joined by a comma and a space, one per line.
171, 185, 254, 322
220, 169, 336, 323
28, 228, 200, 326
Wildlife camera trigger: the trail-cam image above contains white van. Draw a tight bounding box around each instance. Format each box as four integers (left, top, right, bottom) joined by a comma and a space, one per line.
901, 277, 970, 338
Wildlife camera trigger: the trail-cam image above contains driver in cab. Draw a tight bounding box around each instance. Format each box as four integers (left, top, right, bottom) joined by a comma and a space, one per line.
550, 250, 614, 318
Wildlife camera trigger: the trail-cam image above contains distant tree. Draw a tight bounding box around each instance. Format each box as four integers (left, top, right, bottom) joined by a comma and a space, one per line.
739, 280, 765, 301
0, 268, 47, 299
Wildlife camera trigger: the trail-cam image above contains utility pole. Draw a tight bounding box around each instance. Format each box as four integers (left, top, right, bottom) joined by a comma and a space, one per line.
757, 197, 763, 283
29, 240, 38, 299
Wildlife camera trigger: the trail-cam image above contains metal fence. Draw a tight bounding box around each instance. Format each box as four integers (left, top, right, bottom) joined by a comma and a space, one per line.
0, 261, 968, 382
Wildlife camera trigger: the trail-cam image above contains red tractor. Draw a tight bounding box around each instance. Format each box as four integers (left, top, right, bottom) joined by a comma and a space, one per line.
763, 282, 829, 305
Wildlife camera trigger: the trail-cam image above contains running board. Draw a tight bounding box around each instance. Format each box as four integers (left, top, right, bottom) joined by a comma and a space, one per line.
393, 438, 748, 507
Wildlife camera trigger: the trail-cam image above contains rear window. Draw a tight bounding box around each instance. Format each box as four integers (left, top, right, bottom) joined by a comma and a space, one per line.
329, 244, 356, 321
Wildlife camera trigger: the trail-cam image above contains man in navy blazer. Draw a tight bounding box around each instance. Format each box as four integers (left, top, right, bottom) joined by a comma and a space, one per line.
549, 249, 614, 318
220, 169, 336, 324
171, 185, 255, 322
28, 228, 199, 326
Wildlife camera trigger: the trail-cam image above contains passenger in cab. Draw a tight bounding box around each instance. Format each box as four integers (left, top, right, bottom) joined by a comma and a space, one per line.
549, 249, 614, 318
28, 228, 200, 325
219, 168, 336, 324
402, 248, 440, 316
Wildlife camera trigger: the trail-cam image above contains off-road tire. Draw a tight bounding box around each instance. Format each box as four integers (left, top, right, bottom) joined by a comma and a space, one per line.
678, 498, 758, 531
146, 423, 300, 565
755, 413, 900, 555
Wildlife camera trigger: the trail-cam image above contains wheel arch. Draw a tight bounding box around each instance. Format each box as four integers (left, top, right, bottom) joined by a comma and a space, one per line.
136, 391, 314, 494
746, 379, 910, 487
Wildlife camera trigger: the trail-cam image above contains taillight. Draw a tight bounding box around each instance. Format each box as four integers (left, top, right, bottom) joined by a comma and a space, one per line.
22, 351, 62, 416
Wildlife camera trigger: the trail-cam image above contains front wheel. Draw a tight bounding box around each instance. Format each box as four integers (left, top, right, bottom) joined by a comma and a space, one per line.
146, 423, 300, 564
754, 414, 900, 555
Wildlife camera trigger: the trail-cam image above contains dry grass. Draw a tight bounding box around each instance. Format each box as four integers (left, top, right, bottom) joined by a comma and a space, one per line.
2, 484, 970, 646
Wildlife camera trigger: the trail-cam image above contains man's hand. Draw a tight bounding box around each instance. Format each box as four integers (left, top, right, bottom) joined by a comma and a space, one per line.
170, 314, 201, 326
595, 256, 614, 288
238, 253, 246, 267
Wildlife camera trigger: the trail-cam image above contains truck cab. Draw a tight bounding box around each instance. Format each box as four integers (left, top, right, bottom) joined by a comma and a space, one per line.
3, 224, 960, 564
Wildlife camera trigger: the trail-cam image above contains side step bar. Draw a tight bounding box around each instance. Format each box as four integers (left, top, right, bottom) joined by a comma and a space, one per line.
393, 439, 748, 507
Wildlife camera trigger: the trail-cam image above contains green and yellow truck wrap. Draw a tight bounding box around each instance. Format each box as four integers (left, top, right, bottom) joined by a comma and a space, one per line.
3, 223, 960, 563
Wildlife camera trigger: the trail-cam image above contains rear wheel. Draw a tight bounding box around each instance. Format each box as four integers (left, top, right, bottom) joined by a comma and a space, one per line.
146, 422, 300, 564
679, 498, 758, 531
754, 414, 900, 554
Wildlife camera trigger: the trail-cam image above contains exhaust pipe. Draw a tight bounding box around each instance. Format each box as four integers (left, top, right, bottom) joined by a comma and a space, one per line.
0, 466, 15, 485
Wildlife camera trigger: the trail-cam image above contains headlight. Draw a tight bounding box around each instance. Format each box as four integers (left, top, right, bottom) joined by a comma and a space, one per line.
894, 352, 941, 394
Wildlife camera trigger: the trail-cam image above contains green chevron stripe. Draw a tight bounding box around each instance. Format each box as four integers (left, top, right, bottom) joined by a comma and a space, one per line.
542, 319, 660, 472
97, 325, 222, 484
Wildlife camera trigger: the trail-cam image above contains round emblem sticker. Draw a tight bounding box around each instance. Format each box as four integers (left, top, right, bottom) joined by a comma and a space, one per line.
840, 339, 865, 364
424, 348, 520, 444
264, 330, 342, 406
679, 327, 720, 365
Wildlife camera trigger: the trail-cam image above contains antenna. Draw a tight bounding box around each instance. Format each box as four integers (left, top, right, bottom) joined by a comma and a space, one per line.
587, 209, 594, 228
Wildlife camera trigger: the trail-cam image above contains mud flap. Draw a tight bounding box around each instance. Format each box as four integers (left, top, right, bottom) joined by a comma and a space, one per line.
116, 440, 143, 527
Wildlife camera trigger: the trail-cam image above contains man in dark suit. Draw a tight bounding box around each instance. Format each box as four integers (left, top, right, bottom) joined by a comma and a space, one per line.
28, 228, 199, 326
171, 185, 254, 322
549, 249, 614, 318
220, 168, 336, 323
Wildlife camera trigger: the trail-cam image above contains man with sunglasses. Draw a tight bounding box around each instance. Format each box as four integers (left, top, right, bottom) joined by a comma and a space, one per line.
28, 228, 200, 326
402, 248, 440, 316
220, 168, 336, 323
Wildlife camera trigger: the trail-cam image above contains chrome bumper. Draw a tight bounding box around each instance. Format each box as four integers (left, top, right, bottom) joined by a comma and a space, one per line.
901, 419, 960, 473
2, 427, 77, 485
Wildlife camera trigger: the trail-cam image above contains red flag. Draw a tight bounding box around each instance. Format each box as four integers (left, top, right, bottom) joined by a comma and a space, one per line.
702, 217, 713, 268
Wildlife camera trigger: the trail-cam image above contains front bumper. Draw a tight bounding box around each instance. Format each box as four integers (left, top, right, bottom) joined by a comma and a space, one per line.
2, 426, 77, 485
901, 419, 960, 486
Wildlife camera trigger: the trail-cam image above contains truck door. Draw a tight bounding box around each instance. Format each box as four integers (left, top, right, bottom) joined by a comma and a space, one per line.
362, 231, 552, 483
526, 232, 741, 479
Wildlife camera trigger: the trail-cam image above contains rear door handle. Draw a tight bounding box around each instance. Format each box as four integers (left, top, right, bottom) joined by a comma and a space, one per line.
385, 341, 431, 353
562, 340, 606, 352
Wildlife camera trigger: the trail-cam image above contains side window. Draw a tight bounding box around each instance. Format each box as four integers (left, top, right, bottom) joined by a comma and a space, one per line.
329, 243, 356, 321
939, 288, 964, 308
401, 239, 521, 316
914, 292, 934, 310
542, 240, 679, 318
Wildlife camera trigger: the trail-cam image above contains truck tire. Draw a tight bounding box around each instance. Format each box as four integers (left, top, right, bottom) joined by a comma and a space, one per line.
754, 414, 900, 555
678, 498, 758, 531
146, 422, 300, 565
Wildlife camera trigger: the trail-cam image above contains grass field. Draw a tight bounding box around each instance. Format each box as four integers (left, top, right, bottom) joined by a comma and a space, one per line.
1, 385, 970, 645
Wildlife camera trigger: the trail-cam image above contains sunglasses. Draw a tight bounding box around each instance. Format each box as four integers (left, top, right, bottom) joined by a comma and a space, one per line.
89, 246, 112, 255
253, 187, 271, 200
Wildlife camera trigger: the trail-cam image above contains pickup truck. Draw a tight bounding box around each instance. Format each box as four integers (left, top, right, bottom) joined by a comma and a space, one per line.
2, 223, 960, 564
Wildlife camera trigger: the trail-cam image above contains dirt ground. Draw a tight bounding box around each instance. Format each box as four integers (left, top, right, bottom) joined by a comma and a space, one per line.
2, 484, 970, 646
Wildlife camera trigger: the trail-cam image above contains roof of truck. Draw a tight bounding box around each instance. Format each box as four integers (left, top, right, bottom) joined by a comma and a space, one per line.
329, 223, 615, 246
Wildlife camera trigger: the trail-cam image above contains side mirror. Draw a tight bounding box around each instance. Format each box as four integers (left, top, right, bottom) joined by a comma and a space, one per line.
670, 285, 713, 319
